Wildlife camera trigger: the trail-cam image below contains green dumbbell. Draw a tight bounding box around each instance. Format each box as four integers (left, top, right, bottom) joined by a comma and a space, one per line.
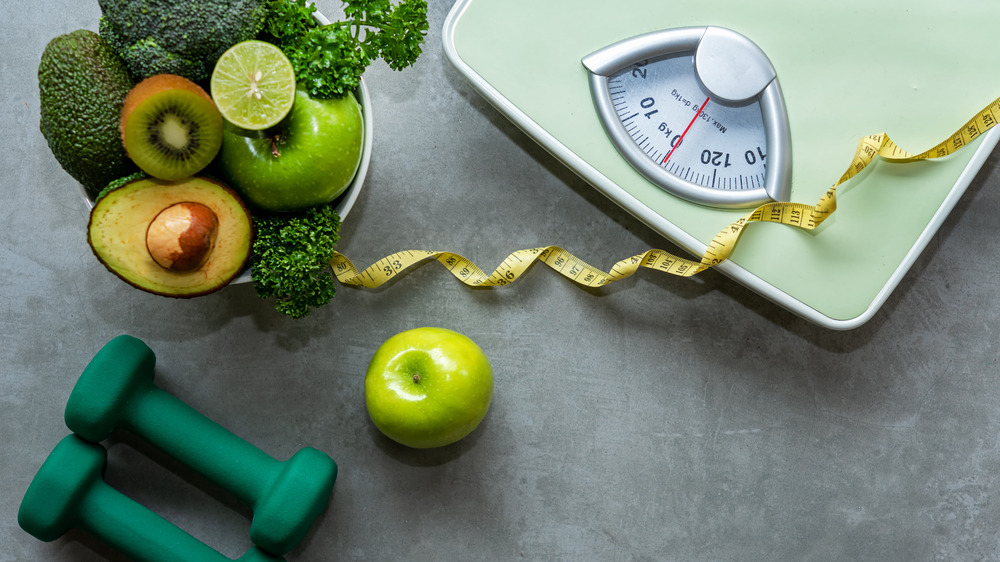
18, 434, 284, 562
64, 335, 337, 556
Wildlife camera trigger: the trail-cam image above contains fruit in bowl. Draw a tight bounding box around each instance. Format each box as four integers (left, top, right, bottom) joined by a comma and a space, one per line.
37, 29, 139, 195
215, 89, 365, 213
38, 0, 427, 317
79, 78, 374, 289
119, 74, 224, 182
87, 175, 253, 297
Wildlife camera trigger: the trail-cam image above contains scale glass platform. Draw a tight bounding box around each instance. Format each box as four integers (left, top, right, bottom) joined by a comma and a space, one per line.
442, 0, 1000, 330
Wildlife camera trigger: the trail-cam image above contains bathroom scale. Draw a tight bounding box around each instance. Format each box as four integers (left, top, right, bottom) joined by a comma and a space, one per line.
442, 0, 1000, 329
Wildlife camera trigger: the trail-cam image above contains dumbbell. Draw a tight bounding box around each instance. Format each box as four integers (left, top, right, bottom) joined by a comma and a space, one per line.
64, 335, 337, 556
18, 434, 284, 562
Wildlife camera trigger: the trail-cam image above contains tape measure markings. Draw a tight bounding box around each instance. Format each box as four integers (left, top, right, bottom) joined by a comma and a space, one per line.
331, 95, 1000, 291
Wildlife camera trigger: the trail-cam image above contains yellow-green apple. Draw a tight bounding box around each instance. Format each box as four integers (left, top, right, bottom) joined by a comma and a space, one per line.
364, 327, 494, 449
215, 89, 363, 212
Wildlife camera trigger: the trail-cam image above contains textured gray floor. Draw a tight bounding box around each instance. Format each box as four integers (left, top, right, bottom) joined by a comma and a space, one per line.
4, 1, 1000, 561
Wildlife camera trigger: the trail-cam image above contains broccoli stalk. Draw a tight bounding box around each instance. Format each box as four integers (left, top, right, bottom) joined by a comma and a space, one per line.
250, 204, 342, 319
97, 0, 269, 82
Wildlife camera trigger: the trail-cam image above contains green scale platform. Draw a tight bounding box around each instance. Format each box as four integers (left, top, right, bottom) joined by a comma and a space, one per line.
443, 0, 1000, 329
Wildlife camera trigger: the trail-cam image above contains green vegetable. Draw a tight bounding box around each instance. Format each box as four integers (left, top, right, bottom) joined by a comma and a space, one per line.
261, 0, 429, 98
97, 0, 269, 82
250, 204, 342, 318
244, 1, 428, 317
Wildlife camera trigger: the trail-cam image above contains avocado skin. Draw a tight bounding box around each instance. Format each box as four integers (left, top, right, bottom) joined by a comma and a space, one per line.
38, 29, 139, 194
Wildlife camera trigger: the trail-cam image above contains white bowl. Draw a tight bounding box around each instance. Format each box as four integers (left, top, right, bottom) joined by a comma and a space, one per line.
82, 76, 373, 286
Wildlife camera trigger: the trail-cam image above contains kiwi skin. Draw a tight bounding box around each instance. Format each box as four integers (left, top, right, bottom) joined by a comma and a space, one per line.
120, 74, 223, 181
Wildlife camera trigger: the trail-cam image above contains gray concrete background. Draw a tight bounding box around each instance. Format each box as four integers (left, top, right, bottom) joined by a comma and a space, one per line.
4, 1, 1000, 561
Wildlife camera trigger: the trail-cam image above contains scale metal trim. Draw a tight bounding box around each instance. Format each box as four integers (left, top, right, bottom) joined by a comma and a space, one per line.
582, 26, 792, 209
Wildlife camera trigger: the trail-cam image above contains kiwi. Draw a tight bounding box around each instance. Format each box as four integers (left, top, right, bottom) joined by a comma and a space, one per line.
120, 74, 223, 181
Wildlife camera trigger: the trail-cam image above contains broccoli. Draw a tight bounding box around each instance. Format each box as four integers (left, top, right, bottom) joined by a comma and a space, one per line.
97, 0, 269, 82
250, 203, 342, 319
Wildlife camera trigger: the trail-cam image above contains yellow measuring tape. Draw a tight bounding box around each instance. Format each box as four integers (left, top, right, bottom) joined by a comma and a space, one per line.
330, 96, 1000, 290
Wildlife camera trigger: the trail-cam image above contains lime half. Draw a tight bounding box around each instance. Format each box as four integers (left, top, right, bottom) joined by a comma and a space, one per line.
210, 40, 296, 130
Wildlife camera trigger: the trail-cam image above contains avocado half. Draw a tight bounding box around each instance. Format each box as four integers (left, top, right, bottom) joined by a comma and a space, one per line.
88, 175, 253, 298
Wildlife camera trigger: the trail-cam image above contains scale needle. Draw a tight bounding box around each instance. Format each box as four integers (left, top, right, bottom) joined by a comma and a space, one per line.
663, 96, 710, 164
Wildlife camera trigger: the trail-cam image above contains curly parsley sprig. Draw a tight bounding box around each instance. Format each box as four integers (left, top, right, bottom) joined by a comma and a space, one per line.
248, 1, 427, 317
262, 0, 429, 98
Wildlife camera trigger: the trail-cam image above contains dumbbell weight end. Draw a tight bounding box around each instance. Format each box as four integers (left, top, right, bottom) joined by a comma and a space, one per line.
18, 434, 285, 562
126, 390, 338, 554
65, 335, 338, 556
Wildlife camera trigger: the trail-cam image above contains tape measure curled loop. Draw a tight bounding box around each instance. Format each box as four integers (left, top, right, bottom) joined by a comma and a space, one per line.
331, 95, 1000, 291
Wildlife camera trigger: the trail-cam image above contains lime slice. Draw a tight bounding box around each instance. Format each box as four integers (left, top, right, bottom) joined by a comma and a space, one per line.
210, 40, 296, 130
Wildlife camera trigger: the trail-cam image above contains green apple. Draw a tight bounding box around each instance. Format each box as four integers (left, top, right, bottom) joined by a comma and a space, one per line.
365, 327, 494, 449
215, 89, 363, 212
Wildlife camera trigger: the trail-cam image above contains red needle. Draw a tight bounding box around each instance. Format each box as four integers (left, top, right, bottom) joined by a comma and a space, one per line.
663, 96, 710, 164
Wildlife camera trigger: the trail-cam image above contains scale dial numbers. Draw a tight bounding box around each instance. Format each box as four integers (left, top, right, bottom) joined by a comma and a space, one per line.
610, 55, 769, 193
583, 26, 792, 209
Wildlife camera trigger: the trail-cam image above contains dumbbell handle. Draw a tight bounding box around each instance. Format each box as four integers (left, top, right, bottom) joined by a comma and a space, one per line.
64, 335, 337, 555
19, 435, 282, 562
122, 384, 274, 508
84, 479, 272, 562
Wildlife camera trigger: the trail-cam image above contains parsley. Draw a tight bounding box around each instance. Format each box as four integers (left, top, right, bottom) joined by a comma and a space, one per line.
248, 1, 428, 318
262, 0, 429, 98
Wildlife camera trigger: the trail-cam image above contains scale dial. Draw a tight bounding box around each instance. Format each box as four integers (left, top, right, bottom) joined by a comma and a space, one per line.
583, 27, 792, 208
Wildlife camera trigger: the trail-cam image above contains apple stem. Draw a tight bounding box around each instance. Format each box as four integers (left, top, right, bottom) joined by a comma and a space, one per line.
270, 134, 284, 158
412, 373, 421, 383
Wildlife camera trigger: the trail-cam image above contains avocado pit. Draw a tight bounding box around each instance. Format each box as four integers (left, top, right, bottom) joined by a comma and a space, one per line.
146, 202, 219, 271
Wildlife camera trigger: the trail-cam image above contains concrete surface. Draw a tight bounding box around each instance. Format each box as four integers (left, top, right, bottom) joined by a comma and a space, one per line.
3, 1, 1000, 561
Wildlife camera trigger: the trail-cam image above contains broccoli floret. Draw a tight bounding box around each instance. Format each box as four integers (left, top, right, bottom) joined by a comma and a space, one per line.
97, 0, 268, 82
250, 204, 342, 319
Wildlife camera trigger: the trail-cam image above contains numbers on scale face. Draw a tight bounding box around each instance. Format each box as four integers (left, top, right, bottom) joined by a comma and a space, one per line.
611, 55, 769, 192
583, 27, 793, 208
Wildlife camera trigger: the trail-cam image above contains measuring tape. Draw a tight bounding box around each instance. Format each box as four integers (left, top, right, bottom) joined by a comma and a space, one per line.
330, 96, 1000, 290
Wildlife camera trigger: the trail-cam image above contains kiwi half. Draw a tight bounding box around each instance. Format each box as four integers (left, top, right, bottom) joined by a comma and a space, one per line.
120, 74, 223, 181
